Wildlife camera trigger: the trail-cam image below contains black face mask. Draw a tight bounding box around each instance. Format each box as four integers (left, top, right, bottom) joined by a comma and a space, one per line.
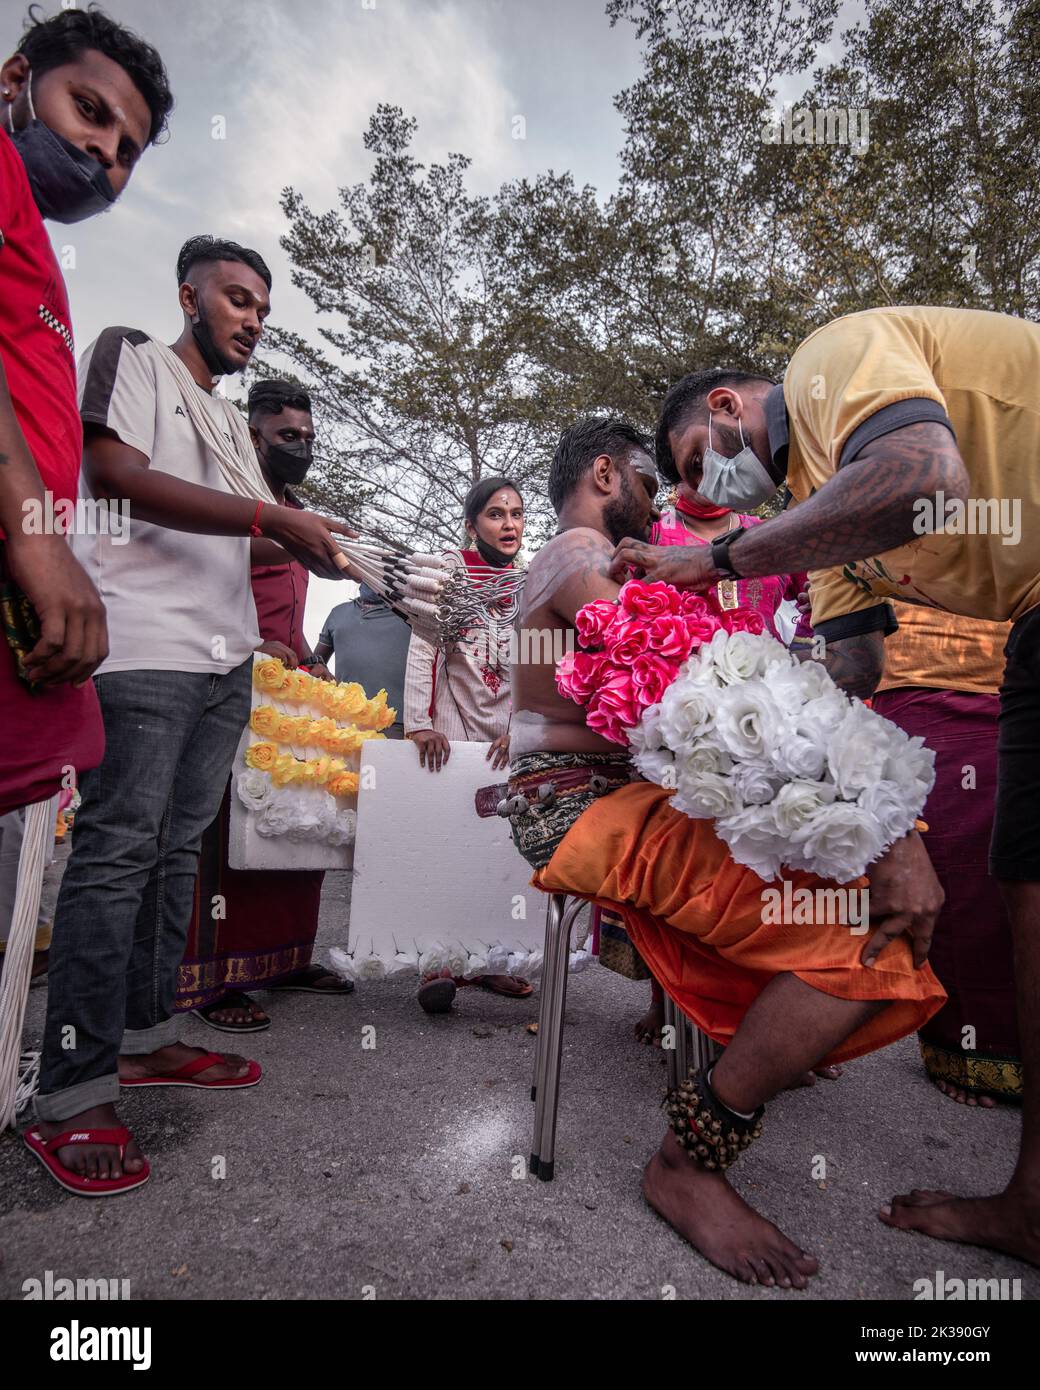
5, 78, 118, 225
261, 437, 312, 486
471, 533, 515, 568
191, 296, 239, 378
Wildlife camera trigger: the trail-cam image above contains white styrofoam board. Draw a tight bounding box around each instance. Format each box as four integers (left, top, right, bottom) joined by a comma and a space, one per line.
347, 739, 545, 962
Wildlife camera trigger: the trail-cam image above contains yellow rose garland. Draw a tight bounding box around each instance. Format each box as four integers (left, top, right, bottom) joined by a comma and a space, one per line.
249, 706, 374, 757
245, 743, 361, 799
251, 658, 396, 729
245, 659, 391, 800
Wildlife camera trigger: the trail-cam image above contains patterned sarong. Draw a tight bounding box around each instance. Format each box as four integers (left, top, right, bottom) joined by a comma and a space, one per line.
508, 752, 651, 980
507, 751, 634, 870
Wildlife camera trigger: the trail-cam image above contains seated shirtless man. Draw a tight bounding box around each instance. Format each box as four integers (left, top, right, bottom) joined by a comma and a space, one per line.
506, 416, 946, 1290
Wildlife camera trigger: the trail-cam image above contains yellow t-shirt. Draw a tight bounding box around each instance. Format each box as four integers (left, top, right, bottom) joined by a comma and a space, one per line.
784, 305, 1040, 630
875, 601, 1009, 696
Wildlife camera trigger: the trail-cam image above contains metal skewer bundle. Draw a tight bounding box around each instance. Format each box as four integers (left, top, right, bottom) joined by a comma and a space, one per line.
335, 537, 526, 651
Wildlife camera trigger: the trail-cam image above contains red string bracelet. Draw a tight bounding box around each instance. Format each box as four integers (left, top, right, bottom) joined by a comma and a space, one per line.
248, 500, 266, 538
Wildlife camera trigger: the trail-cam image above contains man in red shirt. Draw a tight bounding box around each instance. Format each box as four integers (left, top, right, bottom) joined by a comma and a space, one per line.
0, 7, 172, 814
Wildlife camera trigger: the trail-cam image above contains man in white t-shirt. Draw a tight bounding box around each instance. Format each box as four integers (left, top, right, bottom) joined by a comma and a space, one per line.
31, 236, 356, 1196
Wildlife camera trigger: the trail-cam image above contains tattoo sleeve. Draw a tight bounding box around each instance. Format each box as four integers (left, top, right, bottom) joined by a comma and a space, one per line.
729, 422, 969, 579
795, 631, 885, 699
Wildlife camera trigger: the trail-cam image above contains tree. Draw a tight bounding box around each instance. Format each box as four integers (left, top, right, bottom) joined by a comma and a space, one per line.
265, 105, 568, 550
779, 0, 1040, 320
267, 2, 1040, 547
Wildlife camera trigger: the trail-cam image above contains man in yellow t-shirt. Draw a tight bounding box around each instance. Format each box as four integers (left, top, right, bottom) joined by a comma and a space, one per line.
610, 305, 1040, 1268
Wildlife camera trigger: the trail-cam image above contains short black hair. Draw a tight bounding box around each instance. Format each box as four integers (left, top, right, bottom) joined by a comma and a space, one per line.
463, 475, 522, 526
548, 416, 652, 515
655, 369, 775, 483
176, 235, 272, 290
17, 4, 173, 146
248, 379, 311, 424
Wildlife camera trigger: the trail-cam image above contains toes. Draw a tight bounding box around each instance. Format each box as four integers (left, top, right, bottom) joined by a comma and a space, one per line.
880, 1193, 950, 1228
748, 1257, 774, 1287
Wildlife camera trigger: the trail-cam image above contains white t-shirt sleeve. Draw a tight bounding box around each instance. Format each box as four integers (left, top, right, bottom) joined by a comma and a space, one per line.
78, 326, 157, 459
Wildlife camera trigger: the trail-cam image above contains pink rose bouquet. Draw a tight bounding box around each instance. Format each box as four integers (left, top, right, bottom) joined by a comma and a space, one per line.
556, 578, 761, 747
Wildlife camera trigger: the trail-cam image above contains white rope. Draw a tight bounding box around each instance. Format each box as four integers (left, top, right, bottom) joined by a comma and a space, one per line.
146, 347, 530, 650
150, 342, 278, 504
0, 798, 49, 1129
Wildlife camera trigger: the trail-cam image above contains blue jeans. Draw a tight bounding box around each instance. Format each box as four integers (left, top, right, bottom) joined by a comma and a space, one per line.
35, 661, 253, 1121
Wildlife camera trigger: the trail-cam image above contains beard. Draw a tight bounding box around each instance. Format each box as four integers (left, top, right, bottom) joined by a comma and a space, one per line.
603, 470, 648, 545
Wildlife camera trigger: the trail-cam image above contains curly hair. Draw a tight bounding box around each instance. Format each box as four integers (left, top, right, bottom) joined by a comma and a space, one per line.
548, 417, 652, 515
176, 235, 273, 290
16, 4, 174, 145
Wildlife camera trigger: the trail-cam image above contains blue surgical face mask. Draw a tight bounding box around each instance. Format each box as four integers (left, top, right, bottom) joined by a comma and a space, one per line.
4, 74, 118, 224
699, 413, 778, 510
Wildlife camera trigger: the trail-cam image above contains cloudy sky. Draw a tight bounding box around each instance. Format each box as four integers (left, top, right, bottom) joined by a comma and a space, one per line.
29, 0, 645, 646
27, 0, 856, 650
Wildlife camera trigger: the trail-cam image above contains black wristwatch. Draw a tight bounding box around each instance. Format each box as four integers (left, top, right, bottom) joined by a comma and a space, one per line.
710, 525, 749, 580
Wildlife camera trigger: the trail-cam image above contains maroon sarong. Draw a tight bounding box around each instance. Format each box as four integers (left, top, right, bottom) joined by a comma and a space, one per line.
176, 506, 323, 1009
175, 788, 323, 1010
872, 688, 1021, 1099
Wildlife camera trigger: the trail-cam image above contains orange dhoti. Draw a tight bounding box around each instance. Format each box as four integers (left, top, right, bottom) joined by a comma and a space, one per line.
532, 782, 946, 1066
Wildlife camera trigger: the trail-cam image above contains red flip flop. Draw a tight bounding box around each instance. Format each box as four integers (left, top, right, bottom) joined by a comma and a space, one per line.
24, 1125, 150, 1198
120, 1050, 262, 1089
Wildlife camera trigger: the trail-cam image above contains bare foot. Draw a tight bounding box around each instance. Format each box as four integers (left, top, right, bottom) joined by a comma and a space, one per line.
787, 1064, 844, 1090
196, 991, 269, 1029
642, 1129, 819, 1288
118, 1042, 252, 1084
932, 1079, 996, 1108
35, 1103, 144, 1182
880, 1188, 1040, 1267
634, 995, 666, 1047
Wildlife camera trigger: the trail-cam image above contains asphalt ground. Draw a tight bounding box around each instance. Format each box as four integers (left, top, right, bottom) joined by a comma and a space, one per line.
0, 861, 1031, 1302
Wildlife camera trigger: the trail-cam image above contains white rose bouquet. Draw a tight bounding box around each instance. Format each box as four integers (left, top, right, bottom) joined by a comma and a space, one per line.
568, 594, 935, 884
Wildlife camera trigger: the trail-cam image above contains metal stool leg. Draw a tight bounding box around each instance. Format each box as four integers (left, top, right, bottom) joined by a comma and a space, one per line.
530, 889, 559, 1106
662, 992, 679, 1092
529, 892, 563, 1174
662, 990, 718, 1082
536, 895, 583, 1178
674, 997, 690, 1083
691, 1024, 721, 1073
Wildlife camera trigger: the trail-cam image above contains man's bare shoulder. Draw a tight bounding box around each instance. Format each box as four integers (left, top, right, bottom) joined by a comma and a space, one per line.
529, 527, 610, 575
524, 528, 612, 612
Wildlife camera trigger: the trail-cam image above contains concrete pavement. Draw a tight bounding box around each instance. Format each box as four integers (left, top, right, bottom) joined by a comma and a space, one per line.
0, 867, 1031, 1301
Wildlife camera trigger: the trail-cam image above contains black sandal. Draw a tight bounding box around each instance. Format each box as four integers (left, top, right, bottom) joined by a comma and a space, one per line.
267, 965, 355, 995
192, 990, 271, 1033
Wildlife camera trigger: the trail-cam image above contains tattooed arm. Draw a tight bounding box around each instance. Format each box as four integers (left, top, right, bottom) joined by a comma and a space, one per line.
610, 422, 969, 586
794, 631, 885, 699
